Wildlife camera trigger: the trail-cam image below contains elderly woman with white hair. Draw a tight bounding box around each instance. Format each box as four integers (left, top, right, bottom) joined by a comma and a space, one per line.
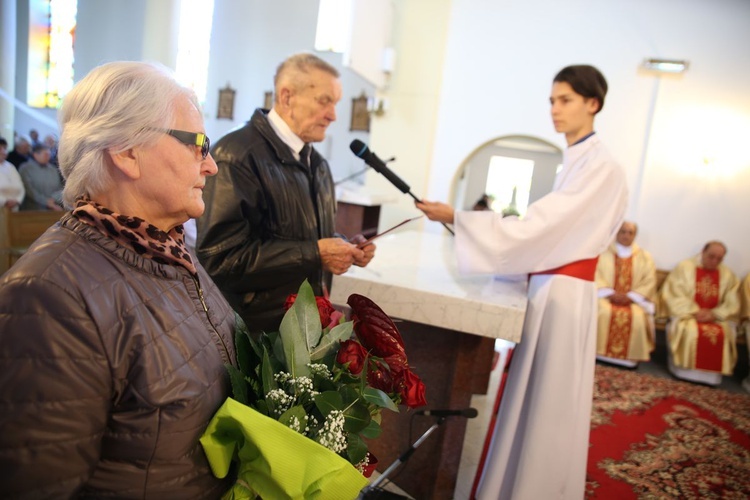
0, 61, 237, 498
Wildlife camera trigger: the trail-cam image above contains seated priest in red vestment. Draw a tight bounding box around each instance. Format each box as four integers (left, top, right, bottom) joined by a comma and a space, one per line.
740, 272, 750, 393
661, 241, 740, 385
595, 221, 657, 367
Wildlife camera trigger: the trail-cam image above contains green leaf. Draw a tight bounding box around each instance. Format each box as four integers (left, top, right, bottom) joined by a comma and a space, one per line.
278, 280, 321, 377
363, 386, 399, 412
234, 314, 257, 378
359, 418, 382, 439
339, 384, 361, 406
254, 399, 270, 417
343, 402, 371, 433
278, 405, 309, 434
314, 390, 344, 417
226, 363, 249, 405
260, 346, 278, 395
310, 321, 353, 361
346, 432, 368, 464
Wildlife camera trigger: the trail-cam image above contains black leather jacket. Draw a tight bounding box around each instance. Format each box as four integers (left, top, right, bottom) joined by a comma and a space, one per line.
196, 109, 336, 333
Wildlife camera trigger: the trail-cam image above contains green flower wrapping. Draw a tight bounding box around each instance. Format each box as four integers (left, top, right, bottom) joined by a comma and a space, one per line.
200, 279, 426, 499
200, 398, 367, 500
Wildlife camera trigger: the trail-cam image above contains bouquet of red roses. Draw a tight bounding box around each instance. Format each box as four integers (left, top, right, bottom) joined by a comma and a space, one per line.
201, 280, 426, 499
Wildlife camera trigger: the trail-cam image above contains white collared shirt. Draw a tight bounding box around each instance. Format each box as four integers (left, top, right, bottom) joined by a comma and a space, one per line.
267, 108, 306, 160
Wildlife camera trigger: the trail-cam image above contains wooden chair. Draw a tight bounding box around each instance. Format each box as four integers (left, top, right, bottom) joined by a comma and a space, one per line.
0, 207, 63, 275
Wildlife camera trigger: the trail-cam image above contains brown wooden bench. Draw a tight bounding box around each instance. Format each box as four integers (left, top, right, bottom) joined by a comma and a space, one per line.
0, 207, 63, 274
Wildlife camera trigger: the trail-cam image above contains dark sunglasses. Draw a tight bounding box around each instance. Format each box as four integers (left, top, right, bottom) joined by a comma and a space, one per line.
154, 128, 210, 160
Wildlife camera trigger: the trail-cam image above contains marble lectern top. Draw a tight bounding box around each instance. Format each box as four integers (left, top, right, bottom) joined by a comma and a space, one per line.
330, 229, 527, 343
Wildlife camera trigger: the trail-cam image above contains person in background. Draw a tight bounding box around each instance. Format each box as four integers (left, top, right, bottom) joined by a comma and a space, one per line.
6, 136, 31, 169
0, 61, 236, 497
661, 241, 740, 386
740, 272, 750, 393
416, 64, 628, 500
595, 220, 657, 367
29, 128, 41, 148
197, 52, 375, 333
18, 143, 64, 210
0, 137, 25, 209
44, 134, 60, 166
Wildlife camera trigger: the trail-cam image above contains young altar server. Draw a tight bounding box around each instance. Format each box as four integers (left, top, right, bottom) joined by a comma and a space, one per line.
416, 64, 628, 500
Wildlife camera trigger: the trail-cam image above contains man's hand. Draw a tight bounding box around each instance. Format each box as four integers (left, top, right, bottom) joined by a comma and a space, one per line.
4, 199, 18, 208
608, 292, 632, 306
415, 200, 455, 224
349, 234, 376, 267
318, 238, 365, 275
694, 308, 716, 323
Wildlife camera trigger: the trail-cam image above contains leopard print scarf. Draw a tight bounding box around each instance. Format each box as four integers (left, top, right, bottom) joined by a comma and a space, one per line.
71, 198, 197, 275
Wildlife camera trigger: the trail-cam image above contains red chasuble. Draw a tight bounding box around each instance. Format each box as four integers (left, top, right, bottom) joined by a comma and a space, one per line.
605, 255, 633, 358
694, 268, 724, 371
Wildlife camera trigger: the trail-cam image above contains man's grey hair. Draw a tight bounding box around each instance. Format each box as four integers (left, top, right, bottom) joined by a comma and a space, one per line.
58, 61, 198, 207
273, 53, 339, 102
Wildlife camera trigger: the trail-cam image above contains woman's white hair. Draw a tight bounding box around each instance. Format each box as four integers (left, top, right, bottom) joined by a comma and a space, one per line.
58, 61, 198, 207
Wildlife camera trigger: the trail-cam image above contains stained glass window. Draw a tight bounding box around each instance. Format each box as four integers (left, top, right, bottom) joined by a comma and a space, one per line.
27, 0, 77, 108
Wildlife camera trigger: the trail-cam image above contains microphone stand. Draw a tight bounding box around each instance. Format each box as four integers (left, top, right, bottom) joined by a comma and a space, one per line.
359, 417, 446, 498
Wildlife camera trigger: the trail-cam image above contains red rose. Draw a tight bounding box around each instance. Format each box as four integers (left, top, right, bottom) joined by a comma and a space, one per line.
283, 293, 342, 329
314, 296, 337, 328
397, 369, 427, 408
361, 452, 379, 478
283, 294, 298, 311
336, 339, 368, 375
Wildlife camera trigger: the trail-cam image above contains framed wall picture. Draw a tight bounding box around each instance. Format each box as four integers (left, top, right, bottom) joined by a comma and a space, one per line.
217, 84, 236, 120
350, 92, 370, 132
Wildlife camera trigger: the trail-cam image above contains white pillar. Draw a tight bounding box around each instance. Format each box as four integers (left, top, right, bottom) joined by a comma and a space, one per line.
0, 0, 17, 144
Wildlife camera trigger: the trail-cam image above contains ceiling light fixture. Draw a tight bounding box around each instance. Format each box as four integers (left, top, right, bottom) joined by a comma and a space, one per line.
641, 58, 689, 73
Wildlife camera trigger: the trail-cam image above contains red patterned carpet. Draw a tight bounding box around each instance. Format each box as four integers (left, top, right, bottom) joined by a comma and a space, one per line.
586, 364, 750, 499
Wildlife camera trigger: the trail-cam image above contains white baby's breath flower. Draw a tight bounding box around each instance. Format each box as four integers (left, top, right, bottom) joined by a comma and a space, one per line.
308, 363, 332, 379
316, 410, 347, 454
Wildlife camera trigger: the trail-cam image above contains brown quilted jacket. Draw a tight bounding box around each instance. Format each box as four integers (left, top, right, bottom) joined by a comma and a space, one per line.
0, 214, 236, 498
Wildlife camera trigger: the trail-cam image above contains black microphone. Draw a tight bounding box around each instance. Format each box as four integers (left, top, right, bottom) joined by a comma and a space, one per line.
349, 139, 455, 236
349, 139, 411, 195
416, 408, 479, 418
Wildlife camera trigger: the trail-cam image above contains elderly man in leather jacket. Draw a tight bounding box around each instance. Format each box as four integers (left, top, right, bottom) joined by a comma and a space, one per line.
197, 53, 375, 333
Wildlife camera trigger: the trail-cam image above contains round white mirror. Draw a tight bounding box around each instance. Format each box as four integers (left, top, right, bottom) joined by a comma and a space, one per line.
451, 135, 563, 217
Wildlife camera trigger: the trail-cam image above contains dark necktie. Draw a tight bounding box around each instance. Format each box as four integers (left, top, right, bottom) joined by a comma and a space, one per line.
300, 144, 311, 167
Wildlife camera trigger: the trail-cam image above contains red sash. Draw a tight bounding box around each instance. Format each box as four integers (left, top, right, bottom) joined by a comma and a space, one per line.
694, 268, 724, 372
530, 257, 599, 282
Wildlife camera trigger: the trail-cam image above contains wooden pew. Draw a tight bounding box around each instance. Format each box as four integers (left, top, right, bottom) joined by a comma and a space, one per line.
0, 207, 63, 275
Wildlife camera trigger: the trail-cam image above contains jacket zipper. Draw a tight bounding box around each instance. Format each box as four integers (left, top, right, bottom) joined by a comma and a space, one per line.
192, 275, 231, 362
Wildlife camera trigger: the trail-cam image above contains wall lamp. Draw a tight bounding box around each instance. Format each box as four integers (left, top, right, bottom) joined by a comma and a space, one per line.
641, 58, 689, 74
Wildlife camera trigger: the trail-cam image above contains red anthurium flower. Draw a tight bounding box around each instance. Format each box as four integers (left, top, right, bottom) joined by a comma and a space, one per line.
366, 358, 395, 394
336, 339, 368, 375
382, 353, 409, 374
347, 294, 406, 359
397, 369, 427, 408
